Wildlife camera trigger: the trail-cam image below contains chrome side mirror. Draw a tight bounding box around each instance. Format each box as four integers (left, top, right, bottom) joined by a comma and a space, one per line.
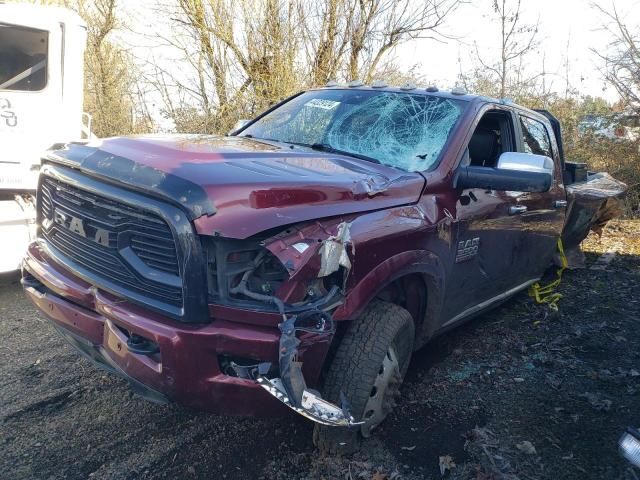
497, 151, 554, 174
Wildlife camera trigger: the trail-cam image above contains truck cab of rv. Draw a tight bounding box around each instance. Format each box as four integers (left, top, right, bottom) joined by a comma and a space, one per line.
0, 3, 88, 273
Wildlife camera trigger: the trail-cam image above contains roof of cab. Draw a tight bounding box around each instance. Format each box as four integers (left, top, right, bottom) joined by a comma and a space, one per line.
314, 83, 544, 118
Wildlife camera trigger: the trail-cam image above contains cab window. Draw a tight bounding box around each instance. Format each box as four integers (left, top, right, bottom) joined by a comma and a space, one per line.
520, 116, 553, 158
464, 109, 516, 168
0, 23, 48, 91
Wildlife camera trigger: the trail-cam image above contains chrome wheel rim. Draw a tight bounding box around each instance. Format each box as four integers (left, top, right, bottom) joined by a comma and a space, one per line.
360, 346, 402, 437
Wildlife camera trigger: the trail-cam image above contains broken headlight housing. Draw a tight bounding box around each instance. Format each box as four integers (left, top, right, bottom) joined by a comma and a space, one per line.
204, 235, 335, 310
204, 237, 288, 307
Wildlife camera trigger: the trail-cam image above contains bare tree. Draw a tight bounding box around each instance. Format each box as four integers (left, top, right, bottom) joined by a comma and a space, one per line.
149, 0, 461, 134
348, 0, 459, 83
593, 3, 640, 114
474, 0, 539, 98
304, 0, 352, 86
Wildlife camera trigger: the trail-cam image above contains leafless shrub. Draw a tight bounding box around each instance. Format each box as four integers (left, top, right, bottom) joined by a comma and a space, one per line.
147, 0, 461, 134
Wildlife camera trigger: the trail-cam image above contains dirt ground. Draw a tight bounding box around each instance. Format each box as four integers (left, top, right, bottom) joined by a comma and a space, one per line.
1, 220, 639, 480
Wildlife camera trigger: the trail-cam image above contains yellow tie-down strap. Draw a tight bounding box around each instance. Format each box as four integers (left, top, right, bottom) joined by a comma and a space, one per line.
528, 238, 568, 311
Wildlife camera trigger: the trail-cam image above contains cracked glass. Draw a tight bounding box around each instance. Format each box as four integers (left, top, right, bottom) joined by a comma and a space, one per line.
241, 89, 466, 172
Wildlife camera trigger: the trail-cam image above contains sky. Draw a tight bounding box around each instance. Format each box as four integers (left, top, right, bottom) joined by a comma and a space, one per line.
121, 0, 639, 122
394, 0, 639, 102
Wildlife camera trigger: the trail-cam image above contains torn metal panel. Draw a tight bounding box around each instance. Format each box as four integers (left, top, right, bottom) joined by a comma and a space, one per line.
318, 221, 353, 277
256, 377, 363, 427
562, 172, 627, 248
256, 305, 362, 427
264, 221, 334, 274
264, 218, 355, 286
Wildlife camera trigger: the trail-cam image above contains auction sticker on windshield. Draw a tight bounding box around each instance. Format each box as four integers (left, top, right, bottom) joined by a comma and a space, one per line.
306, 98, 339, 110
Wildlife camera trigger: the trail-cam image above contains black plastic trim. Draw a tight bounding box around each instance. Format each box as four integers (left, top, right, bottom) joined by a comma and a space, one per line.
455, 165, 552, 193
52, 323, 169, 405
44, 143, 215, 220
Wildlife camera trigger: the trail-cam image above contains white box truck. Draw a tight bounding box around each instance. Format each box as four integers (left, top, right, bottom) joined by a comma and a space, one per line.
0, 3, 90, 273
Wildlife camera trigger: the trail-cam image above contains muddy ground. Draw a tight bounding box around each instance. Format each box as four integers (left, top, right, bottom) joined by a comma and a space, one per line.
1, 220, 639, 480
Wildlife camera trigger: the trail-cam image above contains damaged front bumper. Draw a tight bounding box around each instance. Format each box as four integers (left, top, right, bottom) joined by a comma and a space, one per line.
255, 307, 363, 427
219, 219, 363, 427
257, 377, 362, 426
23, 240, 361, 426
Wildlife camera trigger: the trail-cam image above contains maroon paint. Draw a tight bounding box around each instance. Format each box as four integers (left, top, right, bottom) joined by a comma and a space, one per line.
23, 242, 331, 414
95, 135, 425, 239
24, 92, 576, 417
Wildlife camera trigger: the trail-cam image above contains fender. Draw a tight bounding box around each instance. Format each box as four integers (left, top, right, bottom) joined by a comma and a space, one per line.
333, 249, 446, 343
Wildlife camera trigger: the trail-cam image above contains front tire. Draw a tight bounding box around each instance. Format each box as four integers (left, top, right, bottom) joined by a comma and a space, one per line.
313, 300, 415, 454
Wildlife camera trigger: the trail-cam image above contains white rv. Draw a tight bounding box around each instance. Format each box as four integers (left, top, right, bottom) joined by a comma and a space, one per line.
0, 3, 89, 273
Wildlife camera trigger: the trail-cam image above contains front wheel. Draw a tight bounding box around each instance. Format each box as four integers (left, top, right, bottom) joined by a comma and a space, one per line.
313, 300, 415, 454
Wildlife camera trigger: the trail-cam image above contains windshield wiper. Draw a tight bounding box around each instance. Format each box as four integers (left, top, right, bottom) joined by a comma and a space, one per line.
308, 143, 381, 164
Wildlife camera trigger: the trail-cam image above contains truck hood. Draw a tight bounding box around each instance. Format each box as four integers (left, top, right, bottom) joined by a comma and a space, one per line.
47, 135, 425, 239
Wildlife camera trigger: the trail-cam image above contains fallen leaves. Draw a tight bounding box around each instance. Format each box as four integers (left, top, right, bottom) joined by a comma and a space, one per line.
515, 440, 537, 455
579, 392, 613, 412
439, 455, 456, 476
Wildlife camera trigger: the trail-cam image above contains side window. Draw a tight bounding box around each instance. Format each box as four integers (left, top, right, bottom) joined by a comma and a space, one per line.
466, 109, 515, 168
520, 116, 553, 158
0, 24, 48, 91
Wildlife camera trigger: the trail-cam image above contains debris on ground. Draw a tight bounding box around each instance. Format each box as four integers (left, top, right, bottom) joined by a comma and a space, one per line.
1, 220, 639, 479
438, 455, 456, 476
515, 441, 537, 455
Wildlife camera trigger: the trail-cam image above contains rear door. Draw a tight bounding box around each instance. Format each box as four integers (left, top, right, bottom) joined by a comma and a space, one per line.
509, 112, 567, 281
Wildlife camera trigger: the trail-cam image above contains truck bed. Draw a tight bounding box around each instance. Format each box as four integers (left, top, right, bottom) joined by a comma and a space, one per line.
562, 171, 628, 249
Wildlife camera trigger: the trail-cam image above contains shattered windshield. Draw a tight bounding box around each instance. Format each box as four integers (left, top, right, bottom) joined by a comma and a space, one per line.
240, 89, 466, 171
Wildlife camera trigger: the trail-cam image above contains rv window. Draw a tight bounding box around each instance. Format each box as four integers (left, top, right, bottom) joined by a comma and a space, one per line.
0, 23, 48, 91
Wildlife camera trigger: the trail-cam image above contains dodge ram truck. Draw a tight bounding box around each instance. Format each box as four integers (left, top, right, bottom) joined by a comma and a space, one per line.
22, 84, 626, 453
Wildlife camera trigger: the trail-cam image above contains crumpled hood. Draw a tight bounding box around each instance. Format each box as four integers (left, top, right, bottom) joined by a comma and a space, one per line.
46, 134, 425, 239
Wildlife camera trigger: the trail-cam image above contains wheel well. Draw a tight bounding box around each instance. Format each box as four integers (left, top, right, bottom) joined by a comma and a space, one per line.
374, 273, 427, 340
320, 273, 430, 385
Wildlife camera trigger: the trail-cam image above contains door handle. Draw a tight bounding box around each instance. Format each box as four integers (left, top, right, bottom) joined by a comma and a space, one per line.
509, 205, 528, 215
554, 200, 568, 209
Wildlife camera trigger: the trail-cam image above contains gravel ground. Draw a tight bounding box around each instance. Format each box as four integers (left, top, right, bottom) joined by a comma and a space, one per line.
1, 220, 639, 480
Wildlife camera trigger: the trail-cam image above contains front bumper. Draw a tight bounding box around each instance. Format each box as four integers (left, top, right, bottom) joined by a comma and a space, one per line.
22, 241, 300, 416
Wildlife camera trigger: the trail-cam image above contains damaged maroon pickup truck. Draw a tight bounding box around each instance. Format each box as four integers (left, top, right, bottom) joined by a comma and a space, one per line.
22, 85, 626, 452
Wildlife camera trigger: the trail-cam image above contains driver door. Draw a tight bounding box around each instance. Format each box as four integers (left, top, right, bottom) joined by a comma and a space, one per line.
441, 105, 531, 324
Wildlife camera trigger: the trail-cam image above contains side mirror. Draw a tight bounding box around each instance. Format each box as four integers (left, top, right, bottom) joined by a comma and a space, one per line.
456, 152, 553, 193
227, 119, 250, 136
496, 152, 554, 174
